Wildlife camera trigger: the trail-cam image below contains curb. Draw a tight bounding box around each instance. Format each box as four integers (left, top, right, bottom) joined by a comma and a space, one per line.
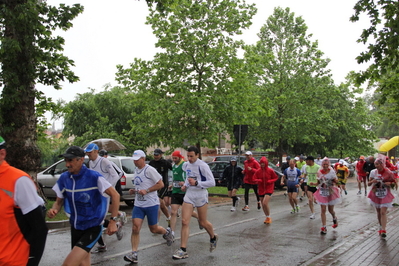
46, 220, 69, 230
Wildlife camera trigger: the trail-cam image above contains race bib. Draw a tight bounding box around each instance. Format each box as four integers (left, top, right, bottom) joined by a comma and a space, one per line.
137, 194, 146, 201
375, 187, 387, 198
173, 180, 182, 188
320, 187, 330, 197
288, 176, 296, 182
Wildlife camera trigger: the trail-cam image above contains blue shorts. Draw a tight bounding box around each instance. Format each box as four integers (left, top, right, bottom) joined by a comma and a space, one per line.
132, 205, 159, 226
287, 186, 298, 193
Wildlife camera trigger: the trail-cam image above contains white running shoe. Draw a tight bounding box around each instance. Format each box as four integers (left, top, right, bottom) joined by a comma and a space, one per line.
230, 206, 236, 212
119, 211, 127, 226
309, 213, 315, 219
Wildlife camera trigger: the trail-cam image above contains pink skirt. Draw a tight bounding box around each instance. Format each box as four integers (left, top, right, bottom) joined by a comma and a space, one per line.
314, 186, 341, 205
368, 187, 394, 208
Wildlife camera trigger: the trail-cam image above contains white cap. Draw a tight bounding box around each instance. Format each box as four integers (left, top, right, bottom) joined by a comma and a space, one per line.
339, 159, 345, 165
294, 157, 300, 161
245, 151, 252, 155
132, 150, 146, 160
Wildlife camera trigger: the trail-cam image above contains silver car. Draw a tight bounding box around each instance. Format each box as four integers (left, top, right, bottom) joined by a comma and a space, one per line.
37, 155, 136, 206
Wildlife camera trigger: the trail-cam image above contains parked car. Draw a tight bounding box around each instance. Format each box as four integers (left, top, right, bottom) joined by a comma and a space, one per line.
213, 155, 247, 164
37, 155, 136, 206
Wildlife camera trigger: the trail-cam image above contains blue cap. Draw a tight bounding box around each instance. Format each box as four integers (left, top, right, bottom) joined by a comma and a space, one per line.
84, 143, 99, 152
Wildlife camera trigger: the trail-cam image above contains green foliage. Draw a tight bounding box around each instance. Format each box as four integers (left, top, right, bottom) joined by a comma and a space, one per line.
0, 0, 83, 171
116, 0, 258, 152
244, 7, 377, 159
350, 0, 399, 118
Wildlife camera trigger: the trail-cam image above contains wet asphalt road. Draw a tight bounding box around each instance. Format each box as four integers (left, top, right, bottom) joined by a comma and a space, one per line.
40, 180, 399, 265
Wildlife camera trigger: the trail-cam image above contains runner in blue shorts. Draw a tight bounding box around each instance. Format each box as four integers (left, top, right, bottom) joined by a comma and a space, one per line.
281, 159, 302, 214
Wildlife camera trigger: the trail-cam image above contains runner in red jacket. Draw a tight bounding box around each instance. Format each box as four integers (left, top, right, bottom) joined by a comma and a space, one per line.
254, 157, 278, 224
356, 156, 367, 196
241, 151, 260, 211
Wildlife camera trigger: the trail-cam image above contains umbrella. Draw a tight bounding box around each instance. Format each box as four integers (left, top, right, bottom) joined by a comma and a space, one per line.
84, 138, 126, 151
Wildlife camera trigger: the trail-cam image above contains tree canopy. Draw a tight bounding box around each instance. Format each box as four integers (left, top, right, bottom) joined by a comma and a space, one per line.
0, 0, 83, 172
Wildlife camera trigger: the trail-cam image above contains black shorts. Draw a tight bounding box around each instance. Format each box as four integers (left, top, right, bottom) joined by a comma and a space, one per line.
171, 193, 185, 205
259, 193, 272, 197
158, 187, 169, 199
71, 225, 102, 252
307, 186, 317, 194
164, 190, 172, 197
300, 182, 307, 191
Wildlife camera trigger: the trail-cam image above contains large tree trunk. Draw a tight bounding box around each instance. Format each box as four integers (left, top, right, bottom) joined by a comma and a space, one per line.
0, 0, 41, 175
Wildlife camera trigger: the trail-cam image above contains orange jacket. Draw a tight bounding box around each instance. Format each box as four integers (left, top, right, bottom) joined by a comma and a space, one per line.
0, 161, 30, 266
254, 157, 278, 195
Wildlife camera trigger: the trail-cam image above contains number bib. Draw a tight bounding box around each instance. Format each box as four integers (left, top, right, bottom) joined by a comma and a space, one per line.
320, 187, 330, 197
173, 180, 182, 188
137, 194, 146, 201
375, 187, 387, 198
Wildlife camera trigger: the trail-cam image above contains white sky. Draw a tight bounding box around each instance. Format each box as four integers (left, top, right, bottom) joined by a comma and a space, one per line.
40, 0, 370, 129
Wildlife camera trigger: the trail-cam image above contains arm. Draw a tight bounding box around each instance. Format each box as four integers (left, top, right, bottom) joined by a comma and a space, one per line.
104, 186, 120, 235
47, 197, 64, 218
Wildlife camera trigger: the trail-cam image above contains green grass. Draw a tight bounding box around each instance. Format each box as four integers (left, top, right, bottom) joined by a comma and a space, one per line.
45, 200, 69, 221
208, 186, 243, 195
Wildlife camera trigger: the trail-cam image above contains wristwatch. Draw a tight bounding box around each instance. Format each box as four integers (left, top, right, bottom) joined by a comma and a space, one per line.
110, 216, 118, 222
146, 188, 150, 193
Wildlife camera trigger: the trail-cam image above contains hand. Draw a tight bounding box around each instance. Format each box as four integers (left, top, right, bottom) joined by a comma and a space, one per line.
47, 208, 58, 218
188, 177, 196, 186
106, 221, 118, 235
129, 189, 135, 195
248, 167, 252, 171
181, 185, 186, 192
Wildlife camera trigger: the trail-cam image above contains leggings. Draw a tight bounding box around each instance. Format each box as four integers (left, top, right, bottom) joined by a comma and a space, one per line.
244, 183, 260, 205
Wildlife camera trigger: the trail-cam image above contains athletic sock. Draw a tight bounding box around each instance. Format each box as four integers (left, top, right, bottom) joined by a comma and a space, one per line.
181, 247, 186, 252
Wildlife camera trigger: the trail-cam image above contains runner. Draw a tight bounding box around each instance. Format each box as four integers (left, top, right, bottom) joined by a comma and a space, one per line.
241, 151, 260, 211
169, 150, 202, 239
356, 155, 367, 195
254, 157, 278, 224
302, 156, 320, 219
367, 157, 396, 238
335, 159, 349, 195
312, 158, 341, 234
172, 146, 217, 260
281, 159, 302, 214
220, 157, 243, 212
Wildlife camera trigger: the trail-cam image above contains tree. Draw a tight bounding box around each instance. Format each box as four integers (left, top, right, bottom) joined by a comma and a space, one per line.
244, 7, 335, 160
0, 0, 83, 173
350, 0, 399, 117
116, 0, 258, 154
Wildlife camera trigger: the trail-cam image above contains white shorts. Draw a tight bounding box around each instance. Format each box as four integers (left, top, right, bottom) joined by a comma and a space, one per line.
183, 189, 208, 208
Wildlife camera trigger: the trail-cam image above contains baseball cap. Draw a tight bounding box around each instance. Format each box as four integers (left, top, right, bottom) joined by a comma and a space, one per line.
245, 151, 252, 155
230, 157, 237, 161
172, 150, 184, 158
99, 149, 108, 157
84, 143, 99, 152
294, 157, 300, 161
59, 146, 85, 159
132, 150, 146, 160
154, 148, 164, 155
305, 156, 314, 161
0, 136, 5, 149
339, 159, 344, 164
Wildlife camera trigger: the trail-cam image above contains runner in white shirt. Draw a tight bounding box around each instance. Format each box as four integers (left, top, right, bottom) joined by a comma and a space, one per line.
172, 146, 218, 260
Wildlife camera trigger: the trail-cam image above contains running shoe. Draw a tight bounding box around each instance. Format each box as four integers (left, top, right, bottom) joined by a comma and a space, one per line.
91, 245, 107, 253
299, 197, 303, 201
197, 218, 203, 230
163, 227, 174, 246
257, 201, 261, 210
393, 203, 399, 206
344, 190, 348, 195
320, 227, 327, 234
177, 208, 181, 218
380, 230, 387, 238
365, 191, 367, 196
172, 248, 188, 260
264, 217, 272, 224
116, 222, 123, 241
119, 211, 127, 226
309, 213, 315, 219
242, 206, 250, 211
290, 209, 296, 214
210, 235, 218, 252
357, 190, 361, 195
124, 251, 138, 263
166, 216, 171, 228
235, 197, 240, 208
284, 192, 287, 197
295, 205, 300, 212
332, 217, 338, 228
230, 206, 236, 212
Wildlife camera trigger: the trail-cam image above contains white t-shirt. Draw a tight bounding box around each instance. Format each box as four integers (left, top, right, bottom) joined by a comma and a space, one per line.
89, 156, 119, 186
15, 176, 44, 215
133, 165, 161, 208
183, 159, 215, 192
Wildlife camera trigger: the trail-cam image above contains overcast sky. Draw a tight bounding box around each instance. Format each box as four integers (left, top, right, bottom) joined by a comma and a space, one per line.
41, 0, 370, 128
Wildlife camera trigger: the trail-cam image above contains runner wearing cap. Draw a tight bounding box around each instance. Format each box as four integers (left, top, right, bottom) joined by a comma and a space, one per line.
242, 151, 261, 211
335, 159, 349, 195
123, 150, 173, 264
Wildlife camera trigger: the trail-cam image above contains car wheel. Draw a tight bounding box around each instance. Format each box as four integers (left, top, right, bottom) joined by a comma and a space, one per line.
124, 200, 134, 207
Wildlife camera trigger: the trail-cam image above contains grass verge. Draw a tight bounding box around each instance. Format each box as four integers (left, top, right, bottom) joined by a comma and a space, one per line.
207, 186, 243, 195
45, 200, 69, 221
